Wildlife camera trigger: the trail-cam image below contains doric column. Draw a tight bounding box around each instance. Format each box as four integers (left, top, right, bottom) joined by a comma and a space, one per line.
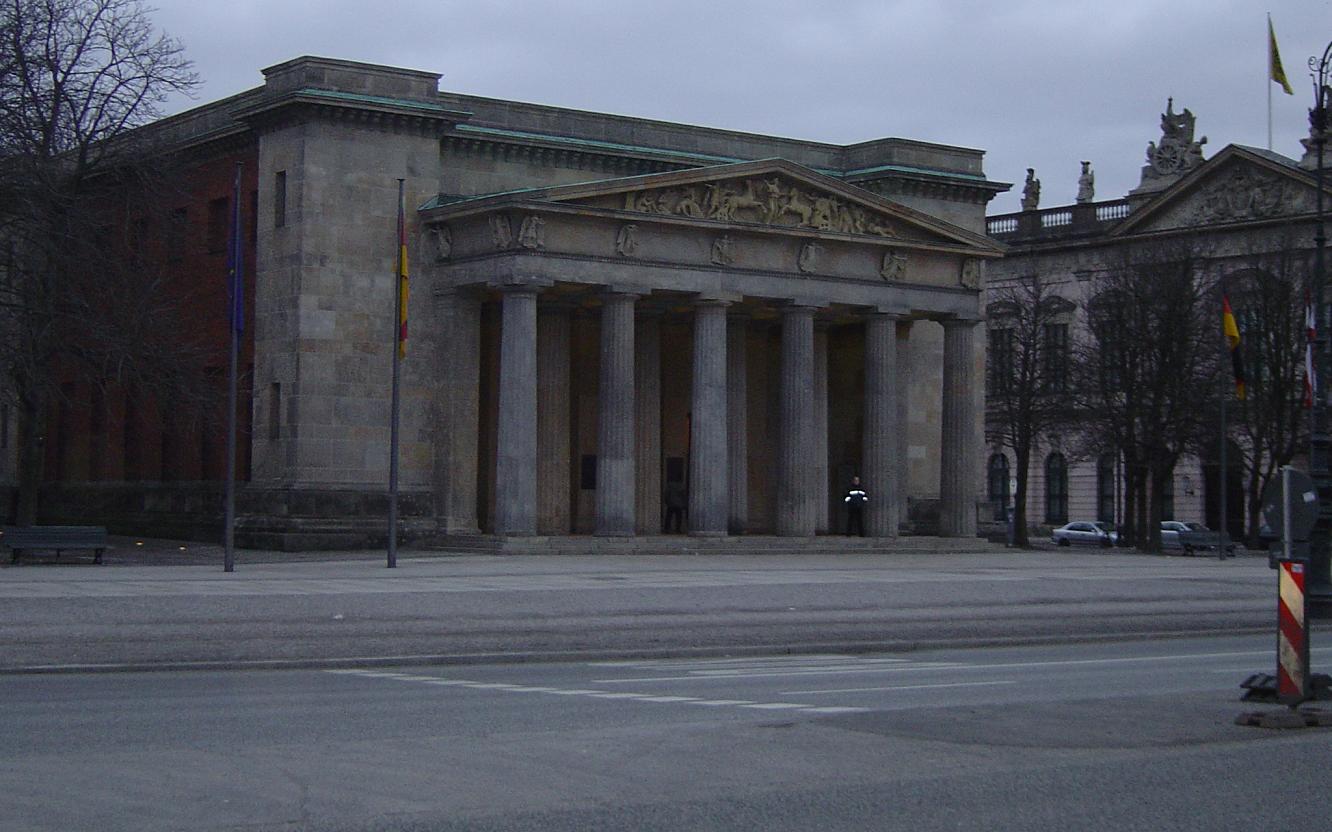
778, 305, 817, 536
864, 313, 900, 537
727, 312, 749, 534
537, 303, 572, 535
813, 322, 830, 534
596, 292, 637, 536
495, 286, 539, 536
435, 288, 481, 533
634, 310, 662, 534
690, 299, 729, 535
940, 318, 979, 537
896, 319, 914, 525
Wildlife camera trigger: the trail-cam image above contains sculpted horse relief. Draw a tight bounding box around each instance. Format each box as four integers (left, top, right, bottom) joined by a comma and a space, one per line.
619, 177, 899, 238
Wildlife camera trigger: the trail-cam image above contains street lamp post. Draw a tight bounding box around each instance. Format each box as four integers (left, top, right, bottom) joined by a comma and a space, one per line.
1308, 41, 1332, 616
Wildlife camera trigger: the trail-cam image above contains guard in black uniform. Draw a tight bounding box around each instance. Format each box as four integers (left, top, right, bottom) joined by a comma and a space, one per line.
844, 476, 867, 536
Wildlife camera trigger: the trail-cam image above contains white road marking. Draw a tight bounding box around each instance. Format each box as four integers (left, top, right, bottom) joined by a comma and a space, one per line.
324, 669, 867, 714
782, 680, 1019, 696
595, 662, 968, 684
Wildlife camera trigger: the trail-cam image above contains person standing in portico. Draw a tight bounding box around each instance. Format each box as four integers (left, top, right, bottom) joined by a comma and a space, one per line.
844, 476, 867, 536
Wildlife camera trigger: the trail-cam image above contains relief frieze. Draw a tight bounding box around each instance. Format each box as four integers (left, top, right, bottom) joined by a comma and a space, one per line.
621, 176, 902, 238
1190, 167, 1311, 224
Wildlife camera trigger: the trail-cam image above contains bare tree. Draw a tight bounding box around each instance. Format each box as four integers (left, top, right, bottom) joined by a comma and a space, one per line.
1225, 239, 1310, 543
0, 0, 201, 523
985, 275, 1074, 546
1075, 242, 1218, 551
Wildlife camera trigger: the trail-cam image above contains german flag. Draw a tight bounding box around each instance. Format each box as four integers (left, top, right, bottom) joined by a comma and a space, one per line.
1222, 295, 1245, 400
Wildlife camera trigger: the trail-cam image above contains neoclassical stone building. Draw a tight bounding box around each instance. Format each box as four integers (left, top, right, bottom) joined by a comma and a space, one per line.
25, 56, 1011, 547
986, 100, 1329, 539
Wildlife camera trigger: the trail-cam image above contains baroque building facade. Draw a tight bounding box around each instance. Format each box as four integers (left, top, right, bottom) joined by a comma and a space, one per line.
16, 56, 1012, 548
985, 100, 1328, 539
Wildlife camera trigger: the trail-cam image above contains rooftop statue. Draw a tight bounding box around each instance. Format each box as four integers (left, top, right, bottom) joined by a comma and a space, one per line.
1021, 168, 1041, 211
1145, 98, 1207, 178
1076, 161, 1095, 204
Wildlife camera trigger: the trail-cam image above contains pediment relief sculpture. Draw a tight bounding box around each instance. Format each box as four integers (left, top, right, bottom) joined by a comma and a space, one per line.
621, 176, 902, 238
1190, 166, 1312, 224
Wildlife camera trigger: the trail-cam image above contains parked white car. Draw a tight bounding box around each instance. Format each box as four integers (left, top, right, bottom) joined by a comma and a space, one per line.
1052, 521, 1117, 548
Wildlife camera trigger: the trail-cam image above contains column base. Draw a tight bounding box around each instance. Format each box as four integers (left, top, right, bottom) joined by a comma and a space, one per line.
689, 530, 728, 538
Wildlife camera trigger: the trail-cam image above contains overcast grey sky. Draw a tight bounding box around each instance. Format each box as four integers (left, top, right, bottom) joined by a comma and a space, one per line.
152, 0, 1331, 214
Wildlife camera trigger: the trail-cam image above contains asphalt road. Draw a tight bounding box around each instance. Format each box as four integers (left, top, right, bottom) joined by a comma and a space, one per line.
4, 634, 1330, 831
0, 548, 1284, 670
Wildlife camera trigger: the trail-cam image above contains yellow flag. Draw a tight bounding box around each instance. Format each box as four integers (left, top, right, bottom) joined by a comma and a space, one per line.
1270, 16, 1294, 96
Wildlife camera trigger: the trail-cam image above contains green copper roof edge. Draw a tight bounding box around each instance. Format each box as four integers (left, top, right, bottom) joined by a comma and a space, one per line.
453, 125, 994, 185
844, 163, 991, 183
453, 124, 748, 164
297, 88, 459, 115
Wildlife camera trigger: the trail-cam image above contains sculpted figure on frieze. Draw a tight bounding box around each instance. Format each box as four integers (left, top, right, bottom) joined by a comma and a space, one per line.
960, 258, 983, 289
518, 215, 545, 250
615, 223, 639, 257
798, 241, 823, 274
429, 225, 452, 262
711, 234, 735, 266
620, 176, 902, 239
490, 214, 513, 249
880, 249, 907, 281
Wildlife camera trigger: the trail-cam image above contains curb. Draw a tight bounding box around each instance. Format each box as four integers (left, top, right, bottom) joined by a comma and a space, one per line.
0, 625, 1275, 676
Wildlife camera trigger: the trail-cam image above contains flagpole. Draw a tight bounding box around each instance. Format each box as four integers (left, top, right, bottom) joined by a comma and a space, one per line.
224, 162, 242, 574
1219, 280, 1231, 560
388, 179, 405, 569
1268, 13, 1274, 151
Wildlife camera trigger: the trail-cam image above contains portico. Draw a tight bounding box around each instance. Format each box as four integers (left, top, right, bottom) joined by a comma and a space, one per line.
425, 160, 1000, 538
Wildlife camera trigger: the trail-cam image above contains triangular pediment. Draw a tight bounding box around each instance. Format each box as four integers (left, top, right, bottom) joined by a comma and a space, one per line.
425, 159, 1001, 255
1112, 145, 1323, 236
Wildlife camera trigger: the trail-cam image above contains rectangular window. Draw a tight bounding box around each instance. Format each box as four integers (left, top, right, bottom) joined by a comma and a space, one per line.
274, 171, 287, 228
988, 328, 1013, 396
248, 189, 259, 243
1, 404, 8, 450
268, 382, 281, 440
168, 208, 188, 262
1043, 323, 1068, 393
580, 455, 597, 490
207, 197, 228, 254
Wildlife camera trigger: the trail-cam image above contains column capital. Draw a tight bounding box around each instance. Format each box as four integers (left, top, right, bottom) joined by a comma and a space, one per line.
939, 315, 982, 329
492, 281, 546, 296
600, 287, 642, 301
865, 306, 909, 320
694, 298, 732, 312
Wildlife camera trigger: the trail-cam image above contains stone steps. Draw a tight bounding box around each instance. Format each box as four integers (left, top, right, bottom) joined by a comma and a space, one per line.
422, 534, 1004, 556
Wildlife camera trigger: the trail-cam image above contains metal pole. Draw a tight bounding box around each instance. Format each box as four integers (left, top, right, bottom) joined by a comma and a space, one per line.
224, 162, 241, 574
1220, 281, 1230, 560
1307, 44, 1332, 613
1283, 465, 1293, 562
388, 179, 404, 569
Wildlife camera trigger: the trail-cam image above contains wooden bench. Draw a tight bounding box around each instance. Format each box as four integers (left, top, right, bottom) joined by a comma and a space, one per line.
3, 526, 109, 564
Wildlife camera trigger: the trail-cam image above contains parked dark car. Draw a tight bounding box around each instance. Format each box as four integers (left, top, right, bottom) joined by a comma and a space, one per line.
1160, 521, 1236, 555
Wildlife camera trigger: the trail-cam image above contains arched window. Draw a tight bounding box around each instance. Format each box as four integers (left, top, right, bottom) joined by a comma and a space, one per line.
1045, 452, 1068, 525
1096, 453, 1116, 524
988, 454, 1010, 521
